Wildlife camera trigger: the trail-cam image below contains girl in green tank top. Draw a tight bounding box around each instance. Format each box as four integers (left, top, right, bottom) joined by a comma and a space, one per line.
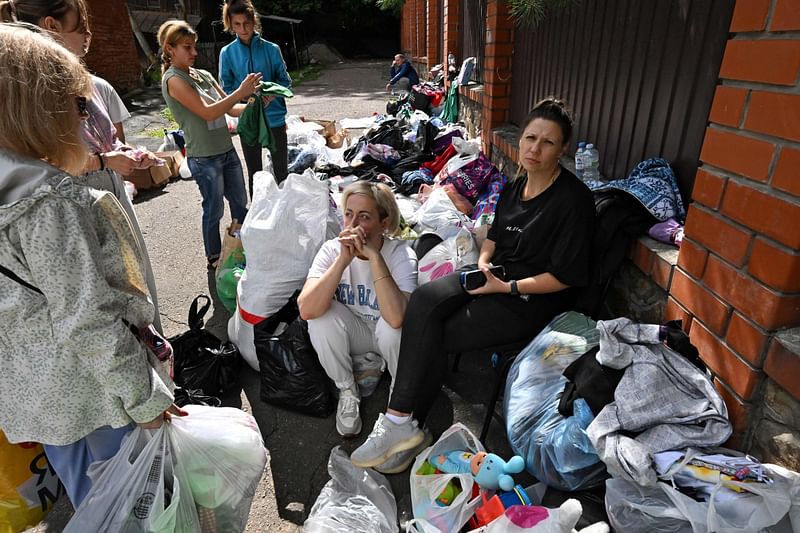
157, 19, 261, 267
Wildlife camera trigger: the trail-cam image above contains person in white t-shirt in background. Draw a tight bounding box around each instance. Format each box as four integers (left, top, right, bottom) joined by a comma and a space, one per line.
91, 74, 131, 143
299, 182, 418, 443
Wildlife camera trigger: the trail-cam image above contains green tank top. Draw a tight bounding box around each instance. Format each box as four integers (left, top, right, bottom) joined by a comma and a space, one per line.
161, 67, 233, 157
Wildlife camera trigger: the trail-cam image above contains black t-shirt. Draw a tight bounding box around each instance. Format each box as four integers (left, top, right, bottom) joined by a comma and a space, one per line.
487, 169, 595, 286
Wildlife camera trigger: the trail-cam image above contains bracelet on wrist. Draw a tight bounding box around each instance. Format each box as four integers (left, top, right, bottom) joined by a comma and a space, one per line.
510, 279, 520, 296
97, 153, 105, 171
374, 274, 391, 284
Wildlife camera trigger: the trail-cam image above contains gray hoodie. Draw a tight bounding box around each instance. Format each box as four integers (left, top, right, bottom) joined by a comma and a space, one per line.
0, 150, 172, 445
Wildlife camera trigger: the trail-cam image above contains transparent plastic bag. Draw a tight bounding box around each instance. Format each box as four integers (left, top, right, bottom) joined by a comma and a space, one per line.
65, 406, 266, 533
304, 446, 398, 533
417, 228, 478, 285
410, 423, 485, 533
503, 311, 607, 491
605, 461, 800, 533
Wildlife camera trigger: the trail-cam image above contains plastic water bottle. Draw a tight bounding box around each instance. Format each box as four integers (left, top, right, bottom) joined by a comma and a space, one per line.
575, 141, 586, 180
584, 143, 600, 181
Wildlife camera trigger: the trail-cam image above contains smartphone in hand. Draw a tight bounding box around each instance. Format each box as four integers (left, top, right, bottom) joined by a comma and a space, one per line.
460, 265, 506, 291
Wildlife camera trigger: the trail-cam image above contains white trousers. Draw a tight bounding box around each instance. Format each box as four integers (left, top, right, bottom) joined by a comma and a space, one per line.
307, 300, 401, 392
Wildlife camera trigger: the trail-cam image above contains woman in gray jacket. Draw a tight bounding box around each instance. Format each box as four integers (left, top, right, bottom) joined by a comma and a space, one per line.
0, 24, 183, 509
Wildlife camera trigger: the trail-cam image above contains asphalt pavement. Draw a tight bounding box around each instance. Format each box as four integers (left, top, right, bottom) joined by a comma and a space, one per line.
26, 59, 572, 532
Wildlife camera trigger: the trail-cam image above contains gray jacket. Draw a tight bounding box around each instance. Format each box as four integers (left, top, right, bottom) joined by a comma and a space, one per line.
586, 317, 732, 486
0, 150, 172, 445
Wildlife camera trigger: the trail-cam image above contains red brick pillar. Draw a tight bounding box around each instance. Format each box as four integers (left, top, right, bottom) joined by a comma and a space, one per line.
442, 0, 460, 90
667, 0, 800, 460
480, 0, 514, 154
415, 0, 426, 64
84, 0, 141, 91
427, 0, 441, 68
401, 1, 414, 54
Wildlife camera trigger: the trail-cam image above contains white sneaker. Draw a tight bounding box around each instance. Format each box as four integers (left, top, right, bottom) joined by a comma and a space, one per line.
336, 389, 362, 437
374, 428, 433, 474
350, 413, 425, 468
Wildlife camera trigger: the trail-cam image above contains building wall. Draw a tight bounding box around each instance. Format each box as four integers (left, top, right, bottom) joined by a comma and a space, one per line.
666, 0, 800, 467
85, 0, 142, 91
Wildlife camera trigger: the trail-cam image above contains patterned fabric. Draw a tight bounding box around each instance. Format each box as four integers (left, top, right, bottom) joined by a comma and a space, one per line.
587, 158, 687, 222
471, 170, 508, 220
0, 151, 172, 445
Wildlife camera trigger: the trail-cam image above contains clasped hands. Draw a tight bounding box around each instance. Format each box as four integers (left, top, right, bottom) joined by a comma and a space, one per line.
337, 226, 379, 262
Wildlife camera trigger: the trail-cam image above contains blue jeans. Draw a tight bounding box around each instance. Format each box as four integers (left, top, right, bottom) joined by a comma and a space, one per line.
187, 149, 249, 259
43, 424, 134, 508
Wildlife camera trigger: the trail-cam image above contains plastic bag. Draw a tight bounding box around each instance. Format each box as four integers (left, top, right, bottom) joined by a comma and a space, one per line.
504, 311, 607, 491
170, 295, 242, 396
605, 462, 800, 533
435, 151, 496, 201
304, 446, 398, 533
417, 228, 478, 285
255, 295, 334, 418
408, 187, 472, 236
65, 405, 266, 533
216, 222, 245, 314
0, 431, 62, 533
410, 423, 485, 533
235, 169, 339, 328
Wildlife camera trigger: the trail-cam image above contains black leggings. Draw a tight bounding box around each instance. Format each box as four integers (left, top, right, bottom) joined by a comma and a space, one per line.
389, 270, 575, 422
241, 125, 289, 196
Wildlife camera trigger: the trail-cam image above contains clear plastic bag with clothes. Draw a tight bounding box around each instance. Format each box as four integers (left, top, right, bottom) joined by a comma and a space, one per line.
417, 228, 478, 285
605, 459, 800, 533
503, 311, 607, 491
410, 423, 485, 533
304, 446, 398, 533
65, 405, 267, 533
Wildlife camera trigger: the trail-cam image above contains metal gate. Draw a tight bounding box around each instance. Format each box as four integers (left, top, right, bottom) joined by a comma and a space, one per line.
509, 0, 734, 197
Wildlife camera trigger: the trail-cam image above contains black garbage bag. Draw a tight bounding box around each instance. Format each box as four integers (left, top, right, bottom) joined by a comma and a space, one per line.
169, 294, 241, 396
254, 294, 334, 417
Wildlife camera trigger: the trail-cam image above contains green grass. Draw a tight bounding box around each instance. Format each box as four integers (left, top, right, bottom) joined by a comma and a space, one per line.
289, 63, 324, 86
142, 108, 179, 138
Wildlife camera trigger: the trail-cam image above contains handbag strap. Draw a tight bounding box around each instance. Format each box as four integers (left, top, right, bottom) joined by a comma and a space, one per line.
0, 264, 43, 295
188, 294, 211, 330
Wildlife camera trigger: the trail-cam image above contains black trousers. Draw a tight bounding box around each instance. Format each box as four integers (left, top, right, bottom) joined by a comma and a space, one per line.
240, 125, 288, 197
388, 270, 575, 423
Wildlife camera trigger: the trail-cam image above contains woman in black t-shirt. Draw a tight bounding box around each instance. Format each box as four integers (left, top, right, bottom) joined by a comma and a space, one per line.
350, 98, 595, 473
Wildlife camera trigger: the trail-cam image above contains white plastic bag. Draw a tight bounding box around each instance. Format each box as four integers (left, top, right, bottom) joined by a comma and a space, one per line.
65, 406, 266, 533
232, 168, 340, 369
417, 228, 478, 285
409, 187, 472, 236
605, 460, 800, 533
304, 446, 398, 533
410, 423, 485, 533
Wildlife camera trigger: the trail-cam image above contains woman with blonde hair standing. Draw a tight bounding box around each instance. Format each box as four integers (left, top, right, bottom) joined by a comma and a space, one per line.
1, 0, 166, 331
158, 19, 260, 268
0, 24, 182, 509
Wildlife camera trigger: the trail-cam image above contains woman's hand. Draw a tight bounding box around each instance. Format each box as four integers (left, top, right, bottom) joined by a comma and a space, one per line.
102, 151, 140, 176
467, 265, 509, 296
138, 404, 188, 430
336, 228, 360, 266
235, 73, 263, 100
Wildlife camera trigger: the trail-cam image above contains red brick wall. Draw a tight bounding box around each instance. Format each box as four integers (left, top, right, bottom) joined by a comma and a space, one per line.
84, 0, 141, 91
667, 0, 800, 449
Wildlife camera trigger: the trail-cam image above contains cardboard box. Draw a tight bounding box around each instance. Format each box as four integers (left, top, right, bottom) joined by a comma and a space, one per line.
128, 150, 186, 190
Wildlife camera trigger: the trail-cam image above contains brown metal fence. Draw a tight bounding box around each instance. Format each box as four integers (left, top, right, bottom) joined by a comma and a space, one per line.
460, 0, 487, 82
509, 0, 734, 197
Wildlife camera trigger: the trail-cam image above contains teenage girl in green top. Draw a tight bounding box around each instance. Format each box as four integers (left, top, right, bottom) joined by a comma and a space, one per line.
157, 19, 261, 268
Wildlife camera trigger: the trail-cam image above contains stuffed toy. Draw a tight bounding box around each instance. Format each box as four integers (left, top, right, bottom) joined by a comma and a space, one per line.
434, 451, 525, 491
